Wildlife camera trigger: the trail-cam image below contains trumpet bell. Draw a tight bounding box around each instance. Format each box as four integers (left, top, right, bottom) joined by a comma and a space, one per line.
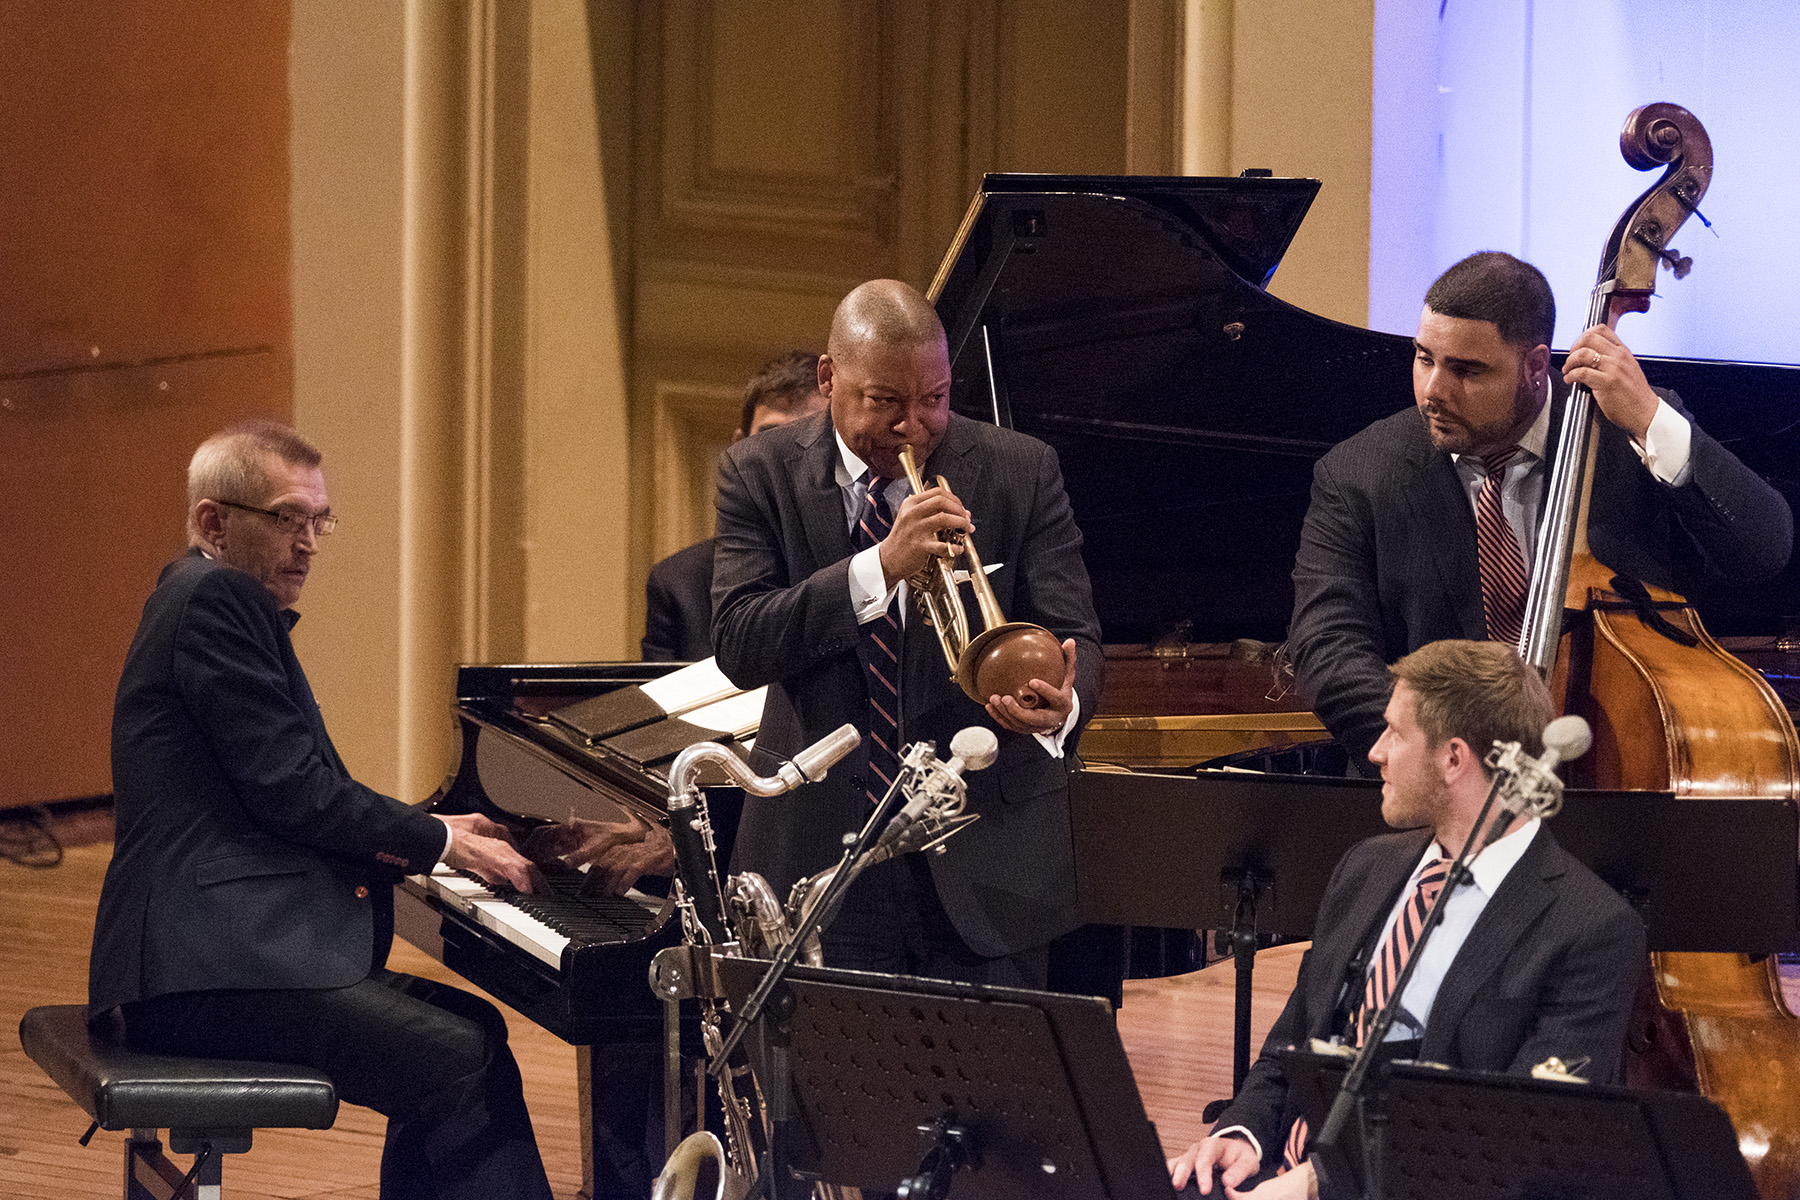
955, 621, 1065, 707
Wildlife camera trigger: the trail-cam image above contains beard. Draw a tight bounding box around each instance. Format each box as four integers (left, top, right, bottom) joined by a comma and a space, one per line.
1418, 374, 1543, 456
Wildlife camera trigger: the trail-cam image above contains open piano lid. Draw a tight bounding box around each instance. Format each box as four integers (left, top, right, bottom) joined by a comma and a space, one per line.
928, 173, 1800, 649
927, 172, 1415, 646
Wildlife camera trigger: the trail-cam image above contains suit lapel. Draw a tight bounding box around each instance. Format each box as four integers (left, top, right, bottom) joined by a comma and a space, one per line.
1396, 414, 1486, 639
795, 415, 854, 573
1422, 830, 1558, 1058
1308, 831, 1432, 1038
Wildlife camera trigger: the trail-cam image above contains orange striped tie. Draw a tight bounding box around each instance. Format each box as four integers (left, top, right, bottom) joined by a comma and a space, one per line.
1282, 852, 1450, 1171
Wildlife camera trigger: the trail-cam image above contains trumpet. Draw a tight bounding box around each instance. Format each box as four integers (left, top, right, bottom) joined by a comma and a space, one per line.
895, 444, 1066, 707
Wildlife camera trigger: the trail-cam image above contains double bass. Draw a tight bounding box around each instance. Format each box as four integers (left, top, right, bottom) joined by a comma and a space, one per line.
1519, 102, 1800, 1199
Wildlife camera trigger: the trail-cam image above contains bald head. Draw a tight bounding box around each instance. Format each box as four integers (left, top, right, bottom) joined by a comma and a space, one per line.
819, 279, 952, 477
827, 279, 946, 365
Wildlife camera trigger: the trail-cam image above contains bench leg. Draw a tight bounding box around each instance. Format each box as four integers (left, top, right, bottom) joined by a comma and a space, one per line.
125, 1130, 221, 1200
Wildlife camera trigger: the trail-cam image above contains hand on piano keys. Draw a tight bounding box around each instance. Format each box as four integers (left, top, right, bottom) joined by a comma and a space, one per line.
410, 861, 666, 970
522, 812, 677, 897
435, 811, 546, 894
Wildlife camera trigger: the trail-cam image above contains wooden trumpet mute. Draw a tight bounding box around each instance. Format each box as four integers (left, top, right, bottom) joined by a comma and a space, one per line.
956, 620, 1066, 707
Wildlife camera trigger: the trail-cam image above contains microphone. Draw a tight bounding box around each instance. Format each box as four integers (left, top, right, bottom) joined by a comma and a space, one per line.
874, 726, 998, 853
1539, 714, 1593, 771
1483, 714, 1592, 847
777, 723, 862, 790
948, 725, 1001, 773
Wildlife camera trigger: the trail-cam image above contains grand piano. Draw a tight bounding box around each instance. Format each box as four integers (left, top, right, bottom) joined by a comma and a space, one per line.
399, 174, 1800, 1198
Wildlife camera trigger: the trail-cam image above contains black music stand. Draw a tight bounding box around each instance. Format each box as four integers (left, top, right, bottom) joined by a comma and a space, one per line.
713, 958, 1176, 1200
1281, 1049, 1759, 1200
1540, 789, 1797, 952
1069, 768, 1392, 1096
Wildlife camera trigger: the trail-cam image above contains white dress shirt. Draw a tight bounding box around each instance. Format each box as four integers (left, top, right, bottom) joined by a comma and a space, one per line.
1448, 395, 1693, 564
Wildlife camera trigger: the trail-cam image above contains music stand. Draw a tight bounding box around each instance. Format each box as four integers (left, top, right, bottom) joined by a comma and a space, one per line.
1281, 1048, 1759, 1200
713, 958, 1176, 1200
1069, 768, 1392, 1093
1541, 789, 1797, 952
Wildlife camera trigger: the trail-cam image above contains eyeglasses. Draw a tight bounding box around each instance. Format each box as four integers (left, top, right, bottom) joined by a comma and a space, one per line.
216, 500, 339, 537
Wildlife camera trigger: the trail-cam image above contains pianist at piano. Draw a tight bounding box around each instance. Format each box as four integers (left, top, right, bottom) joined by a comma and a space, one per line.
711, 278, 1104, 989
1289, 251, 1794, 769
87, 420, 556, 1200
1169, 640, 1644, 1200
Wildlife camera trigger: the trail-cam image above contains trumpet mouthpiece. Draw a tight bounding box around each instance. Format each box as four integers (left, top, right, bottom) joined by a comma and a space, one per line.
896, 444, 927, 491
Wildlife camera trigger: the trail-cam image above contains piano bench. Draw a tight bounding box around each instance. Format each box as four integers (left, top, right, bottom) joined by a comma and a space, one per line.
18, 1004, 338, 1200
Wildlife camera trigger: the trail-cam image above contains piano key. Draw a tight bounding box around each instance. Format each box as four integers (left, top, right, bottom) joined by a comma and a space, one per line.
413, 864, 567, 967
411, 864, 663, 970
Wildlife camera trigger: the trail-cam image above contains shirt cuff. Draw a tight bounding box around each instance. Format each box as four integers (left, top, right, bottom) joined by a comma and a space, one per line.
1033, 690, 1080, 759
431, 816, 454, 868
1211, 1125, 1263, 1163
848, 545, 900, 623
1632, 397, 1693, 486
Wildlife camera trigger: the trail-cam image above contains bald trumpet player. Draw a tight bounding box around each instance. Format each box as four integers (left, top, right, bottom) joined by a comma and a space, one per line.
710, 278, 1104, 988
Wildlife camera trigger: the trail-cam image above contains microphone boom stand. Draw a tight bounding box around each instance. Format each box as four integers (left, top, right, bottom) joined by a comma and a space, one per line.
706, 738, 984, 1200
1310, 768, 1523, 1200
709, 768, 910, 1073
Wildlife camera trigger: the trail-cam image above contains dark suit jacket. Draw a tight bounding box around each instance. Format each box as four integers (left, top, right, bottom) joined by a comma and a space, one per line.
711, 410, 1103, 958
643, 537, 718, 662
1290, 385, 1793, 764
1214, 826, 1645, 1176
90, 550, 448, 1013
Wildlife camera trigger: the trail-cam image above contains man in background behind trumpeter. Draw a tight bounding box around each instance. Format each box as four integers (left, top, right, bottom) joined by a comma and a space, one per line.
710, 278, 1103, 987
1170, 640, 1644, 1199
1288, 251, 1792, 771
89, 420, 553, 1200
641, 348, 831, 662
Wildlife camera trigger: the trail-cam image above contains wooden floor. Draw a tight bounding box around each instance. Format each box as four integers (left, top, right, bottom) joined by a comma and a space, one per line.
0, 810, 1298, 1199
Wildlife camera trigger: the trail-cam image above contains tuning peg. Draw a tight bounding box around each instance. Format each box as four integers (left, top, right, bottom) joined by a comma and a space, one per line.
1659, 247, 1693, 279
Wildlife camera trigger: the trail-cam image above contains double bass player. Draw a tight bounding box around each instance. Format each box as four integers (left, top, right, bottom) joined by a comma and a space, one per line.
1288, 250, 1792, 773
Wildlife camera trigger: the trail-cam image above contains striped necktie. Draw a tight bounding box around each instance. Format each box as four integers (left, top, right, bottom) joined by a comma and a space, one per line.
1282, 851, 1451, 1171
852, 473, 902, 806
1475, 447, 1528, 647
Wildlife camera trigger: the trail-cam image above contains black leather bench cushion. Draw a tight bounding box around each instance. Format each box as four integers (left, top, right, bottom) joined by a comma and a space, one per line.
19, 1005, 338, 1132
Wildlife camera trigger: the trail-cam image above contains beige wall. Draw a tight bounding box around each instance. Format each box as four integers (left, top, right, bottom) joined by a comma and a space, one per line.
289, 1, 411, 796
0, 0, 1381, 807
281, 0, 1382, 803
1184, 0, 1374, 326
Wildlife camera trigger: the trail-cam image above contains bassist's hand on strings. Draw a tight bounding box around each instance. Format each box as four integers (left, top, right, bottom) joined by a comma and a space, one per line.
1563, 325, 1662, 444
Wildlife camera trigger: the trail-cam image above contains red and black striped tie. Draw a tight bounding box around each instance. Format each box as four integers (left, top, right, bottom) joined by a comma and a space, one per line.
1282, 852, 1450, 1170
1476, 447, 1528, 648
852, 473, 902, 806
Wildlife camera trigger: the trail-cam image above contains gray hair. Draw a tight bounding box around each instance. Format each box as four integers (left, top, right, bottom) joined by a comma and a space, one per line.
186, 420, 322, 546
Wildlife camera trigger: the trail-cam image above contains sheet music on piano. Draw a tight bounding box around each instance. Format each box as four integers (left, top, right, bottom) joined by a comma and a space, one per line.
547, 656, 741, 746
